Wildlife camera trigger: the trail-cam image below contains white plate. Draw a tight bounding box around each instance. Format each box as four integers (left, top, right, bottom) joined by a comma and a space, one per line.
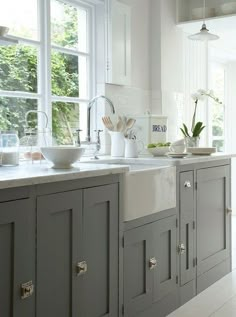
187, 147, 216, 156
166, 152, 189, 159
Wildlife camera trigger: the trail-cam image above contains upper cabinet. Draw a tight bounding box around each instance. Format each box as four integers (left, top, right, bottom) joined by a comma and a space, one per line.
106, 0, 131, 86
176, 0, 236, 23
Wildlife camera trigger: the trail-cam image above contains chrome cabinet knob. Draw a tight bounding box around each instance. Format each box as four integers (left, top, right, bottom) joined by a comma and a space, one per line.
184, 181, 191, 188
227, 208, 232, 214
178, 243, 186, 255
21, 281, 34, 299
149, 257, 157, 270
77, 261, 88, 276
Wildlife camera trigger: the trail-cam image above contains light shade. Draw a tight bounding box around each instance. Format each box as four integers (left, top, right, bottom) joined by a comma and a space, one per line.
188, 24, 219, 41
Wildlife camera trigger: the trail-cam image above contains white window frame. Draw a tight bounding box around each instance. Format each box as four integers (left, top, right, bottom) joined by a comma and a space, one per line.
207, 59, 226, 151
0, 0, 96, 134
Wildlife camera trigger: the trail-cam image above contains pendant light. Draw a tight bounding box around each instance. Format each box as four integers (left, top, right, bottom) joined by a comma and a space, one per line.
188, 0, 219, 41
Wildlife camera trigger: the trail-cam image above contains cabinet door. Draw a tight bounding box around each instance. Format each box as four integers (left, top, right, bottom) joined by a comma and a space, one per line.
124, 223, 153, 317
0, 198, 35, 317
153, 216, 177, 302
179, 171, 195, 286
197, 165, 230, 277
78, 184, 119, 317
106, 0, 131, 85
37, 190, 82, 317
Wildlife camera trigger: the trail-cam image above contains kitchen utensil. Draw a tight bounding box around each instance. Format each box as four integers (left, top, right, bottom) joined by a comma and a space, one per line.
116, 116, 124, 132
102, 116, 114, 131
109, 131, 125, 157
187, 147, 216, 155
124, 118, 136, 136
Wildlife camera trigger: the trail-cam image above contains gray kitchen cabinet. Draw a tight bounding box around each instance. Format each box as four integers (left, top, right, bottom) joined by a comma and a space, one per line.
123, 215, 177, 317
0, 198, 35, 317
179, 171, 195, 287
36, 190, 82, 317
36, 183, 119, 317
178, 161, 231, 302
196, 165, 231, 292
78, 184, 119, 317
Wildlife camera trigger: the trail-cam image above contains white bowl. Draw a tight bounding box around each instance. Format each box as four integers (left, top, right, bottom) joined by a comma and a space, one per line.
0, 26, 9, 37
147, 146, 169, 157
192, 7, 215, 20
40, 146, 85, 169
220, 2, 236, 15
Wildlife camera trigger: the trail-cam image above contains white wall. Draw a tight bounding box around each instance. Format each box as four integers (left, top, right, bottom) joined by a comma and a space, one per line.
150, 0, 184, 141
105, 0, 185, 142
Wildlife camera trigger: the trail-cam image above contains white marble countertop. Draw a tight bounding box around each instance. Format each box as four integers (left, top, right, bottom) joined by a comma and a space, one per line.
0, 153, 234, 190
84, 153, 235, 166
0, 161, 129, 190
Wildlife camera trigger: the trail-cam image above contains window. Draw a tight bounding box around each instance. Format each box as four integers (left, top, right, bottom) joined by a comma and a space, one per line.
0, 0, 94, 144
208, 61, 225, 152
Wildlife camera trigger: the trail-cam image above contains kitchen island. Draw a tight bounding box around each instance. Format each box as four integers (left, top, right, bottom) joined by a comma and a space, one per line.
0, 153, 234, 317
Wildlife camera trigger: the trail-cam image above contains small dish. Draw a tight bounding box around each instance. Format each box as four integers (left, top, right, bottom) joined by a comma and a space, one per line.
187, 147, 216, 156
166, 152, 189, 159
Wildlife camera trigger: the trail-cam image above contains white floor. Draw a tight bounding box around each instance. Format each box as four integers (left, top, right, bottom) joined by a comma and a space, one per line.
168, 216, 236, 317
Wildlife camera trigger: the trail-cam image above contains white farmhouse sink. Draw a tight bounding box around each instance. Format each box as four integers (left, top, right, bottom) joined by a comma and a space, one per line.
121, 165, 176, 222
83, 159, 176, 222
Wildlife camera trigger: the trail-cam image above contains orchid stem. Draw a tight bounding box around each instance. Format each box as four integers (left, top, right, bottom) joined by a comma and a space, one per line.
191, 100, 198, 133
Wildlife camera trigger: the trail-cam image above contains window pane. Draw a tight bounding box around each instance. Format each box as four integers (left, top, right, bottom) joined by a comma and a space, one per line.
51, 52, 88, 98
52, 102, 87, 145
51, 0, 88, 52
0, 45, 38, 93
213, 140, 224, 153
0, 0, 38, 40
0, 97, 38, 138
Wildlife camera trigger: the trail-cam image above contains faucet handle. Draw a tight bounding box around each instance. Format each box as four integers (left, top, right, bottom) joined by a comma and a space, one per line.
75, 129, 83, 147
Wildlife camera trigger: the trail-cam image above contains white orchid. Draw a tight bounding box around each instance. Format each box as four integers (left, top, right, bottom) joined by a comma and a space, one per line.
181, 89, 222, 138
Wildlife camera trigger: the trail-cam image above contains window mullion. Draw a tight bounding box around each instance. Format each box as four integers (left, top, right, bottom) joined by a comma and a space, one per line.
39, 0, 52, 130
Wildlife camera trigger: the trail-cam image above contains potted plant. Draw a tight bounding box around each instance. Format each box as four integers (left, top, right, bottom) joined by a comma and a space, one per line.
180, 89, 222, 147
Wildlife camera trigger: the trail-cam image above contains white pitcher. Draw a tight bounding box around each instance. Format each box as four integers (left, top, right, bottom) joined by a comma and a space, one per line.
125, 139, 144, 158
110, 131, 125, 157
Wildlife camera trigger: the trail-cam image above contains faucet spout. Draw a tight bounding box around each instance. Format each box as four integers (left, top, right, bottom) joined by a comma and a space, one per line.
86, 95, 115, 142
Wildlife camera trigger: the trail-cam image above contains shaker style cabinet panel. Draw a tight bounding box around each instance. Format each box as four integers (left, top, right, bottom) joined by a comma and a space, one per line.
153, 216, 177, 303
123, 216, 177, 317
0, 199, 35, 317
124, 224, 153, 317
78, 184, 119, 317
36, 190, 83, 317
196, 165, 231, 277
179, 171, 195, 286
36, 183, 119, 317
106, 0, 131, 85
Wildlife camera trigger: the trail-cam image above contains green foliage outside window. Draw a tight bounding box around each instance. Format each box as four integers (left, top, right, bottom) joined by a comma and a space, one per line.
0, 2, 81, 144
